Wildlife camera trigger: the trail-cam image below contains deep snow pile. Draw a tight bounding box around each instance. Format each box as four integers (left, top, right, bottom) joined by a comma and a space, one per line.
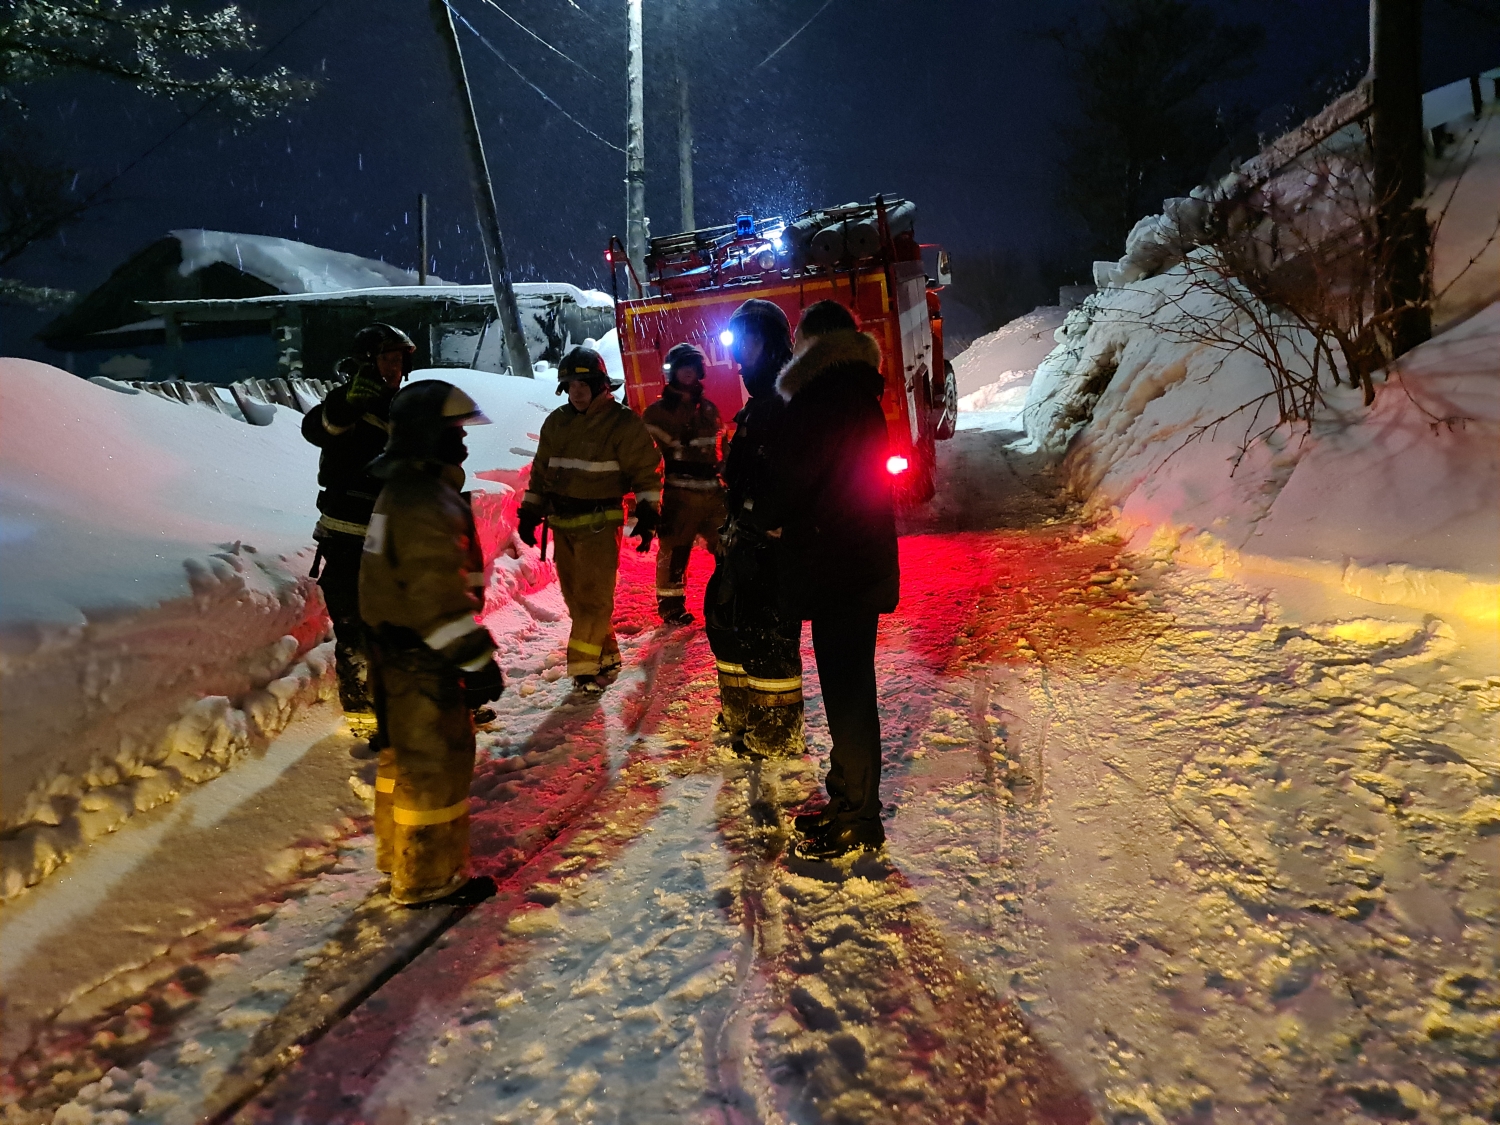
0, 361, 554, 900
952, 307, 1065, 391
1014, 108, 1500, 624
951, 306, 1068, 433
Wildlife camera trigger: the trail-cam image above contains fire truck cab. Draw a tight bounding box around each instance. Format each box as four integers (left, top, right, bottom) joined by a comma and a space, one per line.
609, 196, 957, 504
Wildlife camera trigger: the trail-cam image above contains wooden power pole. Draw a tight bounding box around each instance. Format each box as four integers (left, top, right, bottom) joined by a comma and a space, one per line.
1369, 0, 1431, 356
675, 0, 695, 233
429, 0, 534, 379
417, 192, 429, 285
625, 0, 648, 295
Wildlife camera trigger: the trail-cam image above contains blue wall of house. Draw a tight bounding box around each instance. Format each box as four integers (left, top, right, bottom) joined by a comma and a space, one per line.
66, 335, 281, 385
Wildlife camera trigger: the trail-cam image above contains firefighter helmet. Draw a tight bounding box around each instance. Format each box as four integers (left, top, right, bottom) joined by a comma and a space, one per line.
664, 342, 705, 385
556, 345, 620, 395
345, 322, 417, 382
353, 322, 416, 358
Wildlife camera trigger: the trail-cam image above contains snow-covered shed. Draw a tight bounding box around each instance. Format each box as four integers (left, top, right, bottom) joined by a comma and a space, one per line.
37, 228, 613, 385
37, 230, 437, 384
139, 282, 614, 387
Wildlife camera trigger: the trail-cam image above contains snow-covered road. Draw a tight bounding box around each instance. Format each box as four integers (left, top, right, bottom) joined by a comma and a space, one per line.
5, 437, 1497, 1125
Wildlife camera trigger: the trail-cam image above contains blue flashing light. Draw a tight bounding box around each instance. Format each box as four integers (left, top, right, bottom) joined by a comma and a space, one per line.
735, 213, 755, 237
719, 329, 734, 347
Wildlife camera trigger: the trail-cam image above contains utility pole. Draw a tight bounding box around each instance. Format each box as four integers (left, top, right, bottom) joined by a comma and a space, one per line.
625, 0, 648, 296
1369, 0, 1431, 358
429, 0, 534, 378
417, 192, 429, 285
675, 0, 695, 232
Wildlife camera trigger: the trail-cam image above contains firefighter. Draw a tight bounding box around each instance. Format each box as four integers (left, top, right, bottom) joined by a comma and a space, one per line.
759, 300, 900, 859
359, 379, 503, 905
301, 323, 414, 734
641, 342, 726, 625
517, 346, 663, 694
704, 298, 805, 758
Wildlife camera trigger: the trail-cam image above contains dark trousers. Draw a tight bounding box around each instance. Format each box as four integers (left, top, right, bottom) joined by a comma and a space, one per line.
315, 531, 372, 712
811, 611, 882, 822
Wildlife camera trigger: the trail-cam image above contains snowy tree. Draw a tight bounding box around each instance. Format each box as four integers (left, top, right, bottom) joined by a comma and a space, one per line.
1048, 0, 1263, 262
0, 0, 315, 299
0, 1, 309, 114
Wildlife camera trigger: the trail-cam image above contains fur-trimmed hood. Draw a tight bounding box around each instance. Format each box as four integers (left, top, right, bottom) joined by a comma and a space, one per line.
776, 329, 882, 402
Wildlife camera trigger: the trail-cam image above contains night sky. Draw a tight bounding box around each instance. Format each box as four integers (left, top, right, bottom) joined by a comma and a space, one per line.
2, 0, 1496, 361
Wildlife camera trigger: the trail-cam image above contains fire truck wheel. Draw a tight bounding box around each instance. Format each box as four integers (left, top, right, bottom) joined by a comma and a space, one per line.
934, 360, 959, 441
909, 442, 938, 504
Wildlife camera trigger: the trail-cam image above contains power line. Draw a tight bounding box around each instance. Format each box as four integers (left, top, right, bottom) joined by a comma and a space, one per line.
474, 0, 603, 83
446, 0, 624, 154
755, 0, 840, 70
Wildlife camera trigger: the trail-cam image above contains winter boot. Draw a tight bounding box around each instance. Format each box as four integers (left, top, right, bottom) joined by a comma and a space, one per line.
793, 799, 848, 837
572, 674, 606, 695
793, 818, 885, 861
658, 596, 694, 626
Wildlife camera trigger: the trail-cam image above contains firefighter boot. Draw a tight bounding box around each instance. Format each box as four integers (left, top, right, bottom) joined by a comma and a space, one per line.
713, 661, 750, 744
374, 746, 396, 873
743, 700, 807, 759
658, 595, 694, 626
743, 665, 806, 759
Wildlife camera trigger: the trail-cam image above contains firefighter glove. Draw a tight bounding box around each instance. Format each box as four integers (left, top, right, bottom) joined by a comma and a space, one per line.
633, 502, 658, 553
517, 508, 541, 548
346, 366, 387, 411
463, 660, 505, 709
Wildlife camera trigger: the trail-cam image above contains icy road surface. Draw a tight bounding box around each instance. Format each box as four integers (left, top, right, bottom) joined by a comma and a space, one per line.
5, 454, 1497, 1125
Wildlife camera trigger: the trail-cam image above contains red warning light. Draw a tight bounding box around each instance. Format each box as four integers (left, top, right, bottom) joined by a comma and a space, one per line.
604, 249, 613, 262
886, 455, 909, 475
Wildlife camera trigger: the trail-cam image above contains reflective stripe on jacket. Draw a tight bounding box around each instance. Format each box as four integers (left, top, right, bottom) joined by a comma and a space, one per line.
642, 387, 723, 491
523, 393, 663, 513
359, 460, 495, 672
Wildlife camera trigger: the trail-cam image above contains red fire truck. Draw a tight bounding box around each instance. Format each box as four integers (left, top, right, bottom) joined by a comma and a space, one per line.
609, 196, 957, 503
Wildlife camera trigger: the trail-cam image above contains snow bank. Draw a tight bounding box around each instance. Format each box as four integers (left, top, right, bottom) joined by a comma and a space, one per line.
950, 307, 1069, 433
950, 306, 1066, 398
0, 359, 336, 897
172, 229, 438, 293
1012, 282, 1499, 625
1009, 97, 1500, 624
0, 363, 557, 900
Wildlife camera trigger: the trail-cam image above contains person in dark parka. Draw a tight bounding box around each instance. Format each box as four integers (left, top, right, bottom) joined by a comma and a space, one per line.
757, 299, 900, 859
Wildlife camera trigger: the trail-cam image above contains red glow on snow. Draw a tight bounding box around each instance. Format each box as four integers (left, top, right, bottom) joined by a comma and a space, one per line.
886, 455, 909, 475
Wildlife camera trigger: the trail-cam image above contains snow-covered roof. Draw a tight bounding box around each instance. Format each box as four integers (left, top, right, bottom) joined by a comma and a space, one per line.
144, 282, 614, 320
168, 233, 612, 308
170, 229, 445, 293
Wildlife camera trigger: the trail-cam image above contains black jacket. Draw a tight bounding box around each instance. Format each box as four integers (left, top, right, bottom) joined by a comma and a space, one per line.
760, 329, 899, 619
723, 388, 788, 520
301, 381, 395, 531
